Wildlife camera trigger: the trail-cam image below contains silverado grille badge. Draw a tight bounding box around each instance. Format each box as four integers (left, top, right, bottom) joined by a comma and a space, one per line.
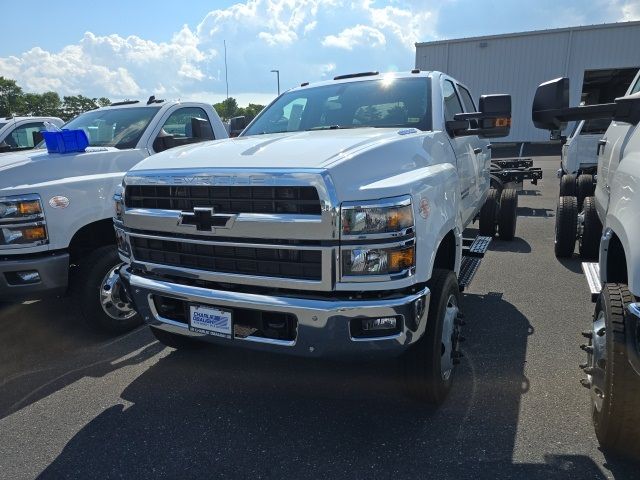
178, 207, 236, 232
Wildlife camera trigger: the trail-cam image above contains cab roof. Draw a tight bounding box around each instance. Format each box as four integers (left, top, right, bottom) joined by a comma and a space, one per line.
291, 70, 439, 92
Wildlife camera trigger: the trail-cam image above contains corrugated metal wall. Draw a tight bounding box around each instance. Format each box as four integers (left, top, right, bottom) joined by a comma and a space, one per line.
415, 22, 640, 142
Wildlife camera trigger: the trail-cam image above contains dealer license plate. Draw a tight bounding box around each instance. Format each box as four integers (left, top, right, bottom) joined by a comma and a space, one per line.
189, 305, 232, 338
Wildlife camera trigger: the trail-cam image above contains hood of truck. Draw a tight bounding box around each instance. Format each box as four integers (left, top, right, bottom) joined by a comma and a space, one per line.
130, 128, 412, 171
0, 147, 146, 193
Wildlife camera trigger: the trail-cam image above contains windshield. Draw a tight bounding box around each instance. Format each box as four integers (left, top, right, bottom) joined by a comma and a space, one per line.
243, 77, 431, 136
63, 106, 161, 149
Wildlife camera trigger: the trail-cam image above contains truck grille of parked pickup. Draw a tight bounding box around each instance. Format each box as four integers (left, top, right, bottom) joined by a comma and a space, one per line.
125, 185, 322, 215
131, 237, 323, 281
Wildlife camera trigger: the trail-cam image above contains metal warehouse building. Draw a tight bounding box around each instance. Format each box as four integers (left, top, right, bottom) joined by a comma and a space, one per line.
415, 21, 640, 143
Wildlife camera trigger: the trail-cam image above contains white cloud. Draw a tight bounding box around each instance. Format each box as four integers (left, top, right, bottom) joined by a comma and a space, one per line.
620, 1, 640, 20
0, 1, 442, 104
322, 24, 386, 49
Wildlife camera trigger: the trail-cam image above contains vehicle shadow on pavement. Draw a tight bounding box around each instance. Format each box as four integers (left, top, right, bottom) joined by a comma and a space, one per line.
517, 206, 554, 218
36, 292, 637, 479
0, 298, 162, 420
557, 257, 584, 274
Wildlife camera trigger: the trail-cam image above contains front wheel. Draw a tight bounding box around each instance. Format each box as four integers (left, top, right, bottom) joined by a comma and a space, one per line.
403, 269, 462, 405
585, 284, 640, 458
72, 246, 142, 334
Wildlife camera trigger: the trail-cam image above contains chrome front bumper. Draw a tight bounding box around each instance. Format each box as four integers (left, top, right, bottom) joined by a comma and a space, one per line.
121, 267, 430, 358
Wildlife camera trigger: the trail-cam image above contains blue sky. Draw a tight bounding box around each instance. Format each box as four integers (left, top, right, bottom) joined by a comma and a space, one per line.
1, 0, 638, 106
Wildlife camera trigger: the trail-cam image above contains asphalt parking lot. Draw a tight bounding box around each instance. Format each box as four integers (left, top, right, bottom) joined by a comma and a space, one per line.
1, 156, 639, 479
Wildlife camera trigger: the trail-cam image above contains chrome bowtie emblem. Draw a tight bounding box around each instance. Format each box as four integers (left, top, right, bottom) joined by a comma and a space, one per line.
178, 207, 235, 232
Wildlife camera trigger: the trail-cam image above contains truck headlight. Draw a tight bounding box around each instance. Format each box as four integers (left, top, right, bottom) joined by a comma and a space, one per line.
343, 245, 415, 275
341, 200, 413, 236
0, 194, 48, 248
0, 195, 43, 220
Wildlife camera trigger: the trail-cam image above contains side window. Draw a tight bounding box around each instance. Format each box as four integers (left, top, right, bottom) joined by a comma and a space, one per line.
442, 80, 464, 123
7, 122, 45, 150
631, 76, 640, 95
154, 107, 215, 152
457, 85, 477, 113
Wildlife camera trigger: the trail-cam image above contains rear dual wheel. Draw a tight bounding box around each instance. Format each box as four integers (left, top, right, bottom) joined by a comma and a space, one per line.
555, 196, 577, 258
478, 188, 518, 240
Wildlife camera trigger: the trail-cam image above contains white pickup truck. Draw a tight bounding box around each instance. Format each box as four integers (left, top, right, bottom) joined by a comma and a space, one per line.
114, 70, 512, 404
0, 116, 64, 153
0, 98, 227, 332
533, 72, 640, 458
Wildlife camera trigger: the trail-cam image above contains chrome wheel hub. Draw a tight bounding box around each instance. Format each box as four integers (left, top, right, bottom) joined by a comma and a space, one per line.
99, 264, 136, 321
588, 311, 607, 412
440, 294, 460, 381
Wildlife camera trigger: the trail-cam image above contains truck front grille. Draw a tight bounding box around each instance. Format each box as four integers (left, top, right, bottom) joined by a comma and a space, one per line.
125, 185, 322, 215
131, 237, 322, 281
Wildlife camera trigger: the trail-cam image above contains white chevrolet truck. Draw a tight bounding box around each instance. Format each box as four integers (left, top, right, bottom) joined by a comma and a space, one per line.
0, 116, 64, 153
533, 72, 640, 458
114, 71, 512, 404
0, 98, 227, 332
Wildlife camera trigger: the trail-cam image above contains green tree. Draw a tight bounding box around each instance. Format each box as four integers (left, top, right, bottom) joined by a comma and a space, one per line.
213, 97, 239, 121
97, 97, 112, 107
0, 77, 24, 117
237, 103, 265, 119
62, 95, 98, 120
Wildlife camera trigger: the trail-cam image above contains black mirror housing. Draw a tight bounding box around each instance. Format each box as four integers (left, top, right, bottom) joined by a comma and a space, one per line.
452, 93, 512, 138
229, 116, 249, 137
191, 117, 215, 140
532, 77, 570, 130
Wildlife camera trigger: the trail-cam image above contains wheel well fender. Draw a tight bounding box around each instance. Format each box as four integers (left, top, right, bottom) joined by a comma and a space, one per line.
68, 219, 116, 264
601, 229, 628, 285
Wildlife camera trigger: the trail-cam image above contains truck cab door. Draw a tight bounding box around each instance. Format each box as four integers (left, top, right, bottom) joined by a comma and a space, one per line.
149, 106, 217, 154
595, 76, 640, 219
442, 79, 483, 226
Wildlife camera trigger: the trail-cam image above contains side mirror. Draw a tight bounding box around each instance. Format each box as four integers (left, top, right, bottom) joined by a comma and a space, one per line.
451, 94, 512, 138
0, 141, 11, 153
229, 116, 249, 137
531, 78, 638, 130
532, 77, 569, 130
191, 117, 215, 140
152, 133, 175, 152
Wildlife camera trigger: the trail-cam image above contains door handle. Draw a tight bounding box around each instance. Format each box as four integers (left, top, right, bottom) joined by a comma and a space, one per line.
473, 148, 482, 155
597, 139, 607, 156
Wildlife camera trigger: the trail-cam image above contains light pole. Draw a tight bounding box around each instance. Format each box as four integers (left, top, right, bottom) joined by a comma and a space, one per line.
270, 69, 280, 96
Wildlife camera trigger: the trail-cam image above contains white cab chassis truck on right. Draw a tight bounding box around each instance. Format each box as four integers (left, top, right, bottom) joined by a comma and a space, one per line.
114, 70, 514, 406
557, 117, 611, 210
533, 72, 640, 459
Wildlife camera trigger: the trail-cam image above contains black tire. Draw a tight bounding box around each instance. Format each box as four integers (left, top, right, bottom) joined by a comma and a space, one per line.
587, 284, 640, 458
577, 174, 595, 210
479, 188, 499, 237
498, 188, 518, 241
560, 174, 577, 196
403, 269, 462, 405
150, 326, 204, 350
579, 196, 602, 260
555, 196, 578, 258
71, 246, 142, 334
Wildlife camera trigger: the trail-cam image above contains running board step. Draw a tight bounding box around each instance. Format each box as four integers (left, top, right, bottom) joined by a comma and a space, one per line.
581, 262, 601, 302
459, 236, 492, 291
462, 235, 492, 258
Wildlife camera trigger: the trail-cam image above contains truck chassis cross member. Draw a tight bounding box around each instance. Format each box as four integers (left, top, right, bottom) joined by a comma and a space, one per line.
115, 70, 512, 404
